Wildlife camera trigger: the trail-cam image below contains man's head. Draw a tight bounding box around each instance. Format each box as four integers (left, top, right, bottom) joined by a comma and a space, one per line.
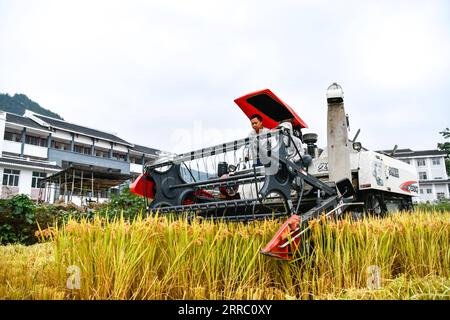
250, 114, 264, 133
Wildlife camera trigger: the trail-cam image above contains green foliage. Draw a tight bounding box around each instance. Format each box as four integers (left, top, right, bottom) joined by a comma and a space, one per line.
439, 128, 450, 140
437, 128, 450, 175
437, 141, 450, 155
445, 159, 450, 177
0, 187, 146, 245
7, 194, 36, 224
0, 194, 36, 244
0, 93, 63, 119
34, 203, 82, 226
95, 186, 146, 219
415, 199, 450, 212
0, 194, 83, 245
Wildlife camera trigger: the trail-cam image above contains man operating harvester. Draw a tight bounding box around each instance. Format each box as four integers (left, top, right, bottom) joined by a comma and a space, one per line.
247, 114, 270, 167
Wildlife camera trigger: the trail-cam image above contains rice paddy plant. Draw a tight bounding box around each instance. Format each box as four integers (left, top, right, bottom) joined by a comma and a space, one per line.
290, 209, 450, 298
0, 209, 449, 300
0, 243, 65, 299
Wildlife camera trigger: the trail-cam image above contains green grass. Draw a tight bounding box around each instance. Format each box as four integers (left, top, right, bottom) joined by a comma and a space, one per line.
0, 210, 449, 300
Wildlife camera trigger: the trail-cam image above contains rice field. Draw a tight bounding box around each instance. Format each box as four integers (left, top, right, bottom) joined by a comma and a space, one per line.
0, 209, 449, 300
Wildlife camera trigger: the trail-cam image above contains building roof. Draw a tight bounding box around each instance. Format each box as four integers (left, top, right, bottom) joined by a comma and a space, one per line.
0, 156, 61, 170
3, 110, 162, 157
34, 114, 133, 146
131, 144, 160, 156
379, 149, 447, 157
5, 112, 50, 131
418, 179, 450, 185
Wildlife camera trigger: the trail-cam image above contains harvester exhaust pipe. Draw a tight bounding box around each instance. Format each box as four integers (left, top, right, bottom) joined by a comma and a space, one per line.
326, 83, 351, 183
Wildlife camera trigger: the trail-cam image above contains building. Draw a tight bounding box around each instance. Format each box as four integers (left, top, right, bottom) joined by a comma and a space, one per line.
0, 110, 160, 204
379, 148, 450, 203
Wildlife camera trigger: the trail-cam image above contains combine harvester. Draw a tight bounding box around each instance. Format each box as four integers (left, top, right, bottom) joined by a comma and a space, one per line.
131, 83, 418, 260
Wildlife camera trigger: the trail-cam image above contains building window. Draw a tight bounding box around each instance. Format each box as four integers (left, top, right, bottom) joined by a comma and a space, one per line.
31, 172, 47, 188
74, 144, 92, 155
419, 172, 427, 180
2, 169, 20, 187
112, 152, 127, 161
420, 189, 423, 194
427, 189, 432, 194
417, 159, 426, 167
437, 192, 445, 200
432, 158, 441, 166
25, 135, 47, 147
403, 159, 410, 164
51, 140, 70, 151
95, 149, 108, 158
130, 157, 141, 164
4, 131, 21, 142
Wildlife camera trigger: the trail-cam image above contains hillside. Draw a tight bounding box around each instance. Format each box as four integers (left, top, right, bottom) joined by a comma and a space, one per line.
0, 93, 63, 120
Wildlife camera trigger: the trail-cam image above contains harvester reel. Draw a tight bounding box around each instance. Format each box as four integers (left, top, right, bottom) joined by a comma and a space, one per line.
139, 129, 344, 223
147, 163, 194, 209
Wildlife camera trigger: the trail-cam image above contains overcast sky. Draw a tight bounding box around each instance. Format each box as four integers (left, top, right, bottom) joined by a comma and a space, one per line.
1, 0, 449, 154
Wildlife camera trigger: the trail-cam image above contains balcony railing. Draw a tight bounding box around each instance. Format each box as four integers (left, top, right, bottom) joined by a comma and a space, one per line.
130, 163, 143, 174
48, 149, 130, 174
0, 153, 57, 165
2, 140, 21, 154
24, 144, 48, 158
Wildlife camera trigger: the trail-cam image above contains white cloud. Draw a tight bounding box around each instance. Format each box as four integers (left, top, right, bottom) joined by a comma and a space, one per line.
346, 2, 450, 89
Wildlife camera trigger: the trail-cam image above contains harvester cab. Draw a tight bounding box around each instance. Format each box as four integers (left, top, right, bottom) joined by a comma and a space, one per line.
130, 83, 418, 260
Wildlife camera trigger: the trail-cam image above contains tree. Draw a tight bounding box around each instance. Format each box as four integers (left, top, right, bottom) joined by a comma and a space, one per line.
437, 128, 450, 176
0, 93, 63, 119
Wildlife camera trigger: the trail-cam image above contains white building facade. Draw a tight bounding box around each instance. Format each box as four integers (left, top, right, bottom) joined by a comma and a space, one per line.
0, 110, 160, 204
381, 149, 450, 203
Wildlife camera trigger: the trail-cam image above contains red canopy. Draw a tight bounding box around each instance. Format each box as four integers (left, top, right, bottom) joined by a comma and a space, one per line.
234, 89, 308, 129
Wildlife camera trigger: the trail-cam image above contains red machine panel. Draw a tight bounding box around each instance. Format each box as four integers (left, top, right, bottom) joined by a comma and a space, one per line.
234, 89, 308, 129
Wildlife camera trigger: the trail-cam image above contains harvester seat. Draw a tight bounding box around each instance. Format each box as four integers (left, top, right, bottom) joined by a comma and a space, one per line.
276, 121, 305, 164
